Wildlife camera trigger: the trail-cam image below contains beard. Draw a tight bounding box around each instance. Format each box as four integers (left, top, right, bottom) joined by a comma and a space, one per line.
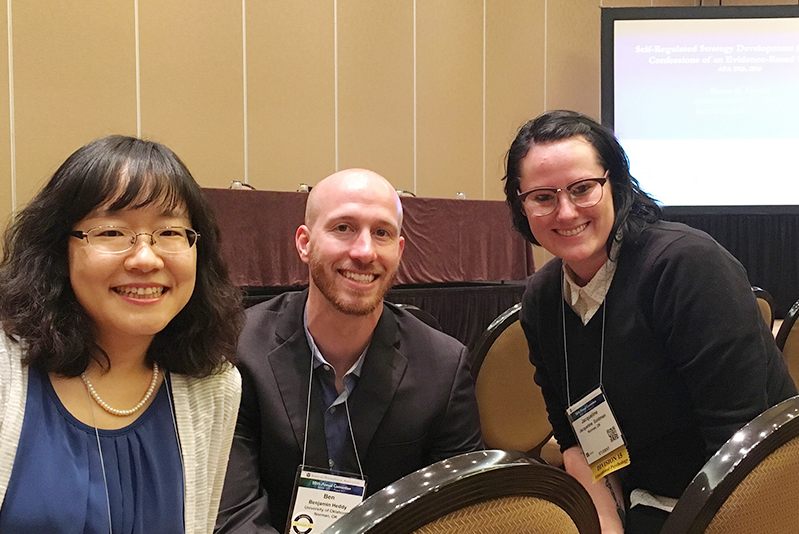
308, 255, 397, 316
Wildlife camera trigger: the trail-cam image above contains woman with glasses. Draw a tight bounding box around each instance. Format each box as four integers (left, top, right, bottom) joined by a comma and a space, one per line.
0, 136, 243, 533
504, 110, 795, 534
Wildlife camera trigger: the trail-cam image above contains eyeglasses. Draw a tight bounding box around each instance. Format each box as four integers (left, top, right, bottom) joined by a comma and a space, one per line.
517, 176, 608, 217
69, 226, 200, 253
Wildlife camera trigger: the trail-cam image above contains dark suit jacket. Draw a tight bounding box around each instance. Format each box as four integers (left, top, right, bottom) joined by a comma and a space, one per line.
215, 290, 483, 533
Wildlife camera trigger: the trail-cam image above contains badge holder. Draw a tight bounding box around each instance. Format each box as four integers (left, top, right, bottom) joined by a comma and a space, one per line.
566, 386, 630, 482
286, 466, 367, 534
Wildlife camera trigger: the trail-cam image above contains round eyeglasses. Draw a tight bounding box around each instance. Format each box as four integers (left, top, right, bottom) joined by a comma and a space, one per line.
517, 177, 608, 217
69, 226, 200, 253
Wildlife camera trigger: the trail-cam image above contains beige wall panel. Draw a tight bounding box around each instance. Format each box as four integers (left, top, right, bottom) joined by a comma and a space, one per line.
484, 0, 546, 201
12, 1, 137, 209
417, 1, 483, 199
338, 0, 414, 192
0, 4, 11, 227
546, 1, 602, 119
139, 1, 243, 189
246, 1, 335, 191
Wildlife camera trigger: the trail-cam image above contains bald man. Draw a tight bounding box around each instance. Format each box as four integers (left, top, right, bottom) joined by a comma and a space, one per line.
215, 169, 482, 534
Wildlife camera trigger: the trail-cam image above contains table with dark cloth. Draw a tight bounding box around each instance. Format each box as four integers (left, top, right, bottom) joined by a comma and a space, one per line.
203, 189, 534, 349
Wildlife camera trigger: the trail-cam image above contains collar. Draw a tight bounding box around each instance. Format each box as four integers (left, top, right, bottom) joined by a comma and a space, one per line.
562, 239, 621, 325
303, 307, 367, 380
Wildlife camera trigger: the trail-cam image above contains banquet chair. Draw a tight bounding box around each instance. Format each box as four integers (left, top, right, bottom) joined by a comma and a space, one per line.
776, 296, 799, 388
751, 286, 775, 331
469, 303, 553, 460
322, 450, 601, 534
393, 303, 443, 331
660, 394, 799, 534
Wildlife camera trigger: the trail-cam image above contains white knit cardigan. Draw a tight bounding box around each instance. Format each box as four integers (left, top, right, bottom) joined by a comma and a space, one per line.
0, 334, 241, 534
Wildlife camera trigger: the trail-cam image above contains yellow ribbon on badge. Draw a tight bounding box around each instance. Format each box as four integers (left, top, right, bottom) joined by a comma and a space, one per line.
589, 445, 630, 482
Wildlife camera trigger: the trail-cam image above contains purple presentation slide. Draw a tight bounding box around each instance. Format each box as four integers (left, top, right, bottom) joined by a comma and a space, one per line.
612, 18, 799, 205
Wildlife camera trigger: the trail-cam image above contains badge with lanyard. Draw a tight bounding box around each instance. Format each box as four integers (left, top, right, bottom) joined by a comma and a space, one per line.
286, 336, 367, 533
566, 386, 630, 481
562, 288, 630, 482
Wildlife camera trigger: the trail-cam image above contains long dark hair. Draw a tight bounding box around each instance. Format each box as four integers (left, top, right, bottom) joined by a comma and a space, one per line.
503, 110, 661, 253
0, 135, 243, 377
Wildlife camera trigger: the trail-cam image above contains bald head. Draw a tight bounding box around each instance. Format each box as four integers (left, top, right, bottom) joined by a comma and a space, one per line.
305, 168, 403, 230
296, 168, 405, 319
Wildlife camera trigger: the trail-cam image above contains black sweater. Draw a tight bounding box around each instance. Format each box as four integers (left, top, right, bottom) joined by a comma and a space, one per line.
521, 221, 796, 499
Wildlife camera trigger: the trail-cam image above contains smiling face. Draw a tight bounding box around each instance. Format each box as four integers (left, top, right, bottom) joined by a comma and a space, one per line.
297, 169, 405, 318
68, 201, 197, 350
519, 136, 615, 284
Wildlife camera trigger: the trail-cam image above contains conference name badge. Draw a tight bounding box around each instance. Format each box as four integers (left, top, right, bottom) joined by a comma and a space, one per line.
566, 386, 630, 482
286, 466, 366, 534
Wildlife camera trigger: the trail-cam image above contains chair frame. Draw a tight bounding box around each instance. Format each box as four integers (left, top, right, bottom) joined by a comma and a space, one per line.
468, 302, 555, 458
775, 296, 799, 352
469, 302, 522, 380
322, 450, 600, 534
751, 286, 775, 331
660, 394, 799, 534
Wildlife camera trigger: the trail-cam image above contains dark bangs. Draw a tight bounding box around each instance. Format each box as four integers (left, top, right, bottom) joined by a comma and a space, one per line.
60, 136, 196, 229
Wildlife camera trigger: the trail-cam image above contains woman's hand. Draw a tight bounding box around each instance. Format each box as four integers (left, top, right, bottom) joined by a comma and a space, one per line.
563, 445, 625, 534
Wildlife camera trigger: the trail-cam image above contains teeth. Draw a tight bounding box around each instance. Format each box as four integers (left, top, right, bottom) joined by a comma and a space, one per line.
114, 286, 165, 298
556, 223, 588, 237
343, 271, 377, 283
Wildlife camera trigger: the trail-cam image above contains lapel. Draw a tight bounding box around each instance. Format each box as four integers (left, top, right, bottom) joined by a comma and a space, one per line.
348, 304, 408, 458
268, 290, 329, 466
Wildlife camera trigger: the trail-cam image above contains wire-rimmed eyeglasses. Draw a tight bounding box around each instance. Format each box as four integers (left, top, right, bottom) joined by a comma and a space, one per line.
69, 226, 200, 253
517, 175, 608, 217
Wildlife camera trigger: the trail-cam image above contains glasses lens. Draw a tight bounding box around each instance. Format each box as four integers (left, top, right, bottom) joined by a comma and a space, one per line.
87, 227, 136, 252
153, 228, 196, 252
522, 190, 557, 216
569, 179, 603, 208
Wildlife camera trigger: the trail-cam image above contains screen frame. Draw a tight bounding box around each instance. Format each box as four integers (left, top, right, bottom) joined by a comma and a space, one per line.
601, 5, 799, 215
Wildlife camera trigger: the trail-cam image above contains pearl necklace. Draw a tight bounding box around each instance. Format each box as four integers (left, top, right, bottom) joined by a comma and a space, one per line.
80, 362, 160, 417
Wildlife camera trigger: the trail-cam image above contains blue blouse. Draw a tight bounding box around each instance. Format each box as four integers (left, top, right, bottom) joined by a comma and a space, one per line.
0, 365, 184, 533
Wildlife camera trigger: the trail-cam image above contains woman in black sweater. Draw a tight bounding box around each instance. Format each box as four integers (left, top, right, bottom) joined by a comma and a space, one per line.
503, 110, 795, 534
